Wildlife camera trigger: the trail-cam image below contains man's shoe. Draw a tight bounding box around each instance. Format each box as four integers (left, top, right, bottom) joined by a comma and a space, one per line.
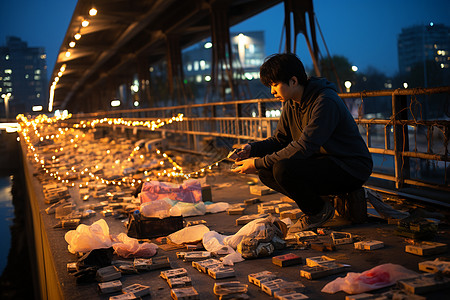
288, 201, 335, 233
334, 187, 367, 224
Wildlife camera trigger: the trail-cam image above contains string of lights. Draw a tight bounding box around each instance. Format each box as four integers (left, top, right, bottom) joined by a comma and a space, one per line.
17, 113, 231, 188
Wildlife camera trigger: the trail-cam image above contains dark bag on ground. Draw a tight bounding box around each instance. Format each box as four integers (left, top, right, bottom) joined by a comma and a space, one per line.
126, 213, 183, 239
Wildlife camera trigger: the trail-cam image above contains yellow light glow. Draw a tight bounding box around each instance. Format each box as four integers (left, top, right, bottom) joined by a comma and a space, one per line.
82, 20, 89, 27
89, 8, 98, 16
69, 41, 76, 48
74, 33, 81, 40
65, 51, 71, 57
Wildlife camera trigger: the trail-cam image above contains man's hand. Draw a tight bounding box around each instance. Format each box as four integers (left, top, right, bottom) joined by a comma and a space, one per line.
231, 158, 257, 174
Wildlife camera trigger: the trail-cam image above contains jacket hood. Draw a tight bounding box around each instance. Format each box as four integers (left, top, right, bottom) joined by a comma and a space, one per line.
301, 77, 337, 108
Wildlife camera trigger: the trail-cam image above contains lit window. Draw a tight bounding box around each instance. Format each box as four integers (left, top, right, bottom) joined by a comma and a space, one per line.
187, 64, 192, 71
200, 60, 206, 70
249, 44, 255, 53
4, 76, 10, 81
5, 55, 9, 60
37, 93, 41, 98
34, 75, 40, 80
40, 54, 46, 59
205, 75, 211, 82
204, 42, 212, 49
195, 75, 202, 83
4, 69, 12, 74
194, 61, 199, 71
35, 69, 41, 74
25, 74, 29, 79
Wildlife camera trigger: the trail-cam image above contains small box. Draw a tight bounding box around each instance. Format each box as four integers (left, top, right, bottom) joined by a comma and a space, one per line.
192, 259, 222, 273
171, 286, 200, 300
275, 203, 294, 214
397, 273, 450, 294
109, 293, 137, 300
331, 232, 353, 245
160, 268, 188, 280
67, 262, 77, 273
208, 266, 235, 279
305, 256, 335, 267
295, 231, 317, 241
272, 282, 306, 299
354, 240, 384, 250
280, 209, 303, 220
96, 266, 121, 282
122, 283, 150, 297
213, 281, 248, 296
236, 214, 269, 226
275, 292, 309, 300
244, 197, 260, 205
250, 185, 274, 196
272, 253, 302, 267
300, 262, 349, 280
405, 241, 447, 256
227, 204, 246, 215
98, 280, 122, 294
168, 276, 192, 288
248, 270, 277, 287
418, 259, 450, 274
185, 251, 212, 261
261, 278, 286, 296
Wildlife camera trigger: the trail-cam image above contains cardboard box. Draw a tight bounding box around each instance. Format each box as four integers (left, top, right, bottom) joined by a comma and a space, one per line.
405, 241, 447, 256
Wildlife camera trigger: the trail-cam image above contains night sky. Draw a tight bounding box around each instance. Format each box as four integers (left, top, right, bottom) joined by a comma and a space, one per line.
1, 0, 450, 80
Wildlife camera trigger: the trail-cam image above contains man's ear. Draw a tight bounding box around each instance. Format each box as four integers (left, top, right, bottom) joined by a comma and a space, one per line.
290, 76, 298, 86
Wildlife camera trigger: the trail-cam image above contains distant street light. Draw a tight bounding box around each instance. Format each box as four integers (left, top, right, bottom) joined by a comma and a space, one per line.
111, 99, 121, 107
403, 82, 408, 89
344, 80, 352, 92
351, 65, 358, 72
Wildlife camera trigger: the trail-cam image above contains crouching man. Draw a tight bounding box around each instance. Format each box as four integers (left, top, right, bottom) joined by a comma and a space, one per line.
232, 53, 373, 232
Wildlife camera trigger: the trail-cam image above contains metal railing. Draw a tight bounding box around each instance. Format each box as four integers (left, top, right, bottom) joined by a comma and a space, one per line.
70, 86, 450, 193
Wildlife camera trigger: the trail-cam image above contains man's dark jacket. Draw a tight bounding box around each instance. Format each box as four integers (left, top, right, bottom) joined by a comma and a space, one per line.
250, 77, 373, 181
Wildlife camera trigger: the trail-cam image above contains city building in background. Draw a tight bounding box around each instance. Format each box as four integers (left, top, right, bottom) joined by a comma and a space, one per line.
0, 36, 48, 118
182, 31, 267, 102
397, 23, 449, 76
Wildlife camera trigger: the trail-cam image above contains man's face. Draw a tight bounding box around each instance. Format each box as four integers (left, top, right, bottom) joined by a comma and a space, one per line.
270, 81, 292, 102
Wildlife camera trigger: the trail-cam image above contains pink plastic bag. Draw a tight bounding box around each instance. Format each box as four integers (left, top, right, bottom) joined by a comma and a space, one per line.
112, 233, 158, 258
321, 263, 418, 294
140, 179, 202, 203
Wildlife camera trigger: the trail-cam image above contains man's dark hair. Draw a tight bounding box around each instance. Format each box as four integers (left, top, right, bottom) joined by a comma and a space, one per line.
260, 53, 308, 87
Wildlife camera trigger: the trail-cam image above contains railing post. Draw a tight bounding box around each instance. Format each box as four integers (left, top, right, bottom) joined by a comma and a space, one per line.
235, 103, 241, 145
392, 93, 410, 189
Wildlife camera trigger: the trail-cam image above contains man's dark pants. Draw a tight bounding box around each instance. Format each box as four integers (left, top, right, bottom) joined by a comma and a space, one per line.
257, 156, 364, 216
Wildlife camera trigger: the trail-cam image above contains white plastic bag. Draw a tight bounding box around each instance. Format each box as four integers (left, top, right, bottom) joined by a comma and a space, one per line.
140, 199, 172, 218
167, 224, 210, 244
112, 233, 158, 258
169, 201, 206, 217
64, 219, 112, 254
223, 217, 268, 249
321, 263, 418, 294
202, 231, 234, 254
205, 202, 229, 213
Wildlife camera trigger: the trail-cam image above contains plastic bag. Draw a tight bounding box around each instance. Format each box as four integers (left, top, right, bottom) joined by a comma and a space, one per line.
65, 219, 112, 254
205, 202, 229, 214
202, 231, 234, 254
140, 179, 202, 203
140, 199, 172, 218
169, 201, 206, 217
167, 224, 210, 245
112, 233, 158, 258
321, 263, 418, 294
